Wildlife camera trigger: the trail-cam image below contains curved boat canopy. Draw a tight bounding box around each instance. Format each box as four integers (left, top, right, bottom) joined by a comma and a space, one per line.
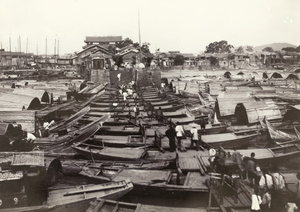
234, 101, 282, 125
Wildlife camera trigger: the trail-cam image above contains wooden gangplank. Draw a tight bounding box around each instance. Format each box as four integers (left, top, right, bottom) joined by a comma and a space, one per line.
209, 175, 252, 212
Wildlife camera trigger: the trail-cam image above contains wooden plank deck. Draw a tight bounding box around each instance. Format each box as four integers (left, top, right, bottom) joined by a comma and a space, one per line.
184, 172, 209, 190
178, 157, 202, 171
113, 169, 171, 183
210, 178, 252, 211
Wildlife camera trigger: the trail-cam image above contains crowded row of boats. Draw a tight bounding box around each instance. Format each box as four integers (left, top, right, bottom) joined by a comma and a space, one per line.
1, 68, 300, 211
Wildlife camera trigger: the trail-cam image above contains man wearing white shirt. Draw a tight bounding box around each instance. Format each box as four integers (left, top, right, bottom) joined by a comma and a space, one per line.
190, 126, 200, 151
122, 91, 128, 101
251, 188, 262, 212
175, 122, 184, 148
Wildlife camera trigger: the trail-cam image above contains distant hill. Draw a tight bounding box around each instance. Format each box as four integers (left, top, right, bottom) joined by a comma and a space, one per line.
254, 43, 297, 52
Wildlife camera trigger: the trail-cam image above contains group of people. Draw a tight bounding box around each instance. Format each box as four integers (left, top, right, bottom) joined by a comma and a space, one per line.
1, 124, 36, 152
211, 148, 299, 212
165, 122, 206, 152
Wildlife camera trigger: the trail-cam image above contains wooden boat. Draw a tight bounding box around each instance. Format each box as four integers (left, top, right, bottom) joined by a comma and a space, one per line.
72, 142, 146, 161
182, 123, 228, 135
96, 125, 142, 136
0, 180, 133, 212
264, 118, 299, 142
87, 110, 130, 118
225, 144, 300, 169
89, 108, 188, 119
79, 168, 209, 197
36, 114, 110, 152
200, 130, 261, 149
144, 124, 227, 138
144, 99, 180, 107
61, 159, 170, 175
87, 130, 176, 151
179, 90, 200, 98
89, 134, 163, 148
86, 198, 204, 212
72, 143, 176, 162
89, 103, 184, 113
49, 106, 90, 133
96, 96, 165, 103
47, 180, 133, 205
77, 116, 134, 126
93, 98, 179, 108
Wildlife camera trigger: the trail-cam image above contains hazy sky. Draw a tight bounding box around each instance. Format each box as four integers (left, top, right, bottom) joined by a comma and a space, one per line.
1, 0, 299, 55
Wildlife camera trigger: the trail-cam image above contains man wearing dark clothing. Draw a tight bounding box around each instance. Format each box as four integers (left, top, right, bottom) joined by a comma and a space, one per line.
244, 152, 259, 185
147, 103, 155, 121
199, 117, 206, 134
165, 125, 177, 152
156, 107, 164, 126
169, 80, 174, 91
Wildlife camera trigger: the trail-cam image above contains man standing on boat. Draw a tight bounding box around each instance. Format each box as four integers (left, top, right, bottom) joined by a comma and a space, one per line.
147, 103, 154, 121
175, 122, 185, 151
244, 152, 257, 186
156, 107, 164, 126
132, 92, 139, 104
199, 117, 206, 134
133, 104, 140, 123
251, 188, 262, 212
165, 124, 177, 152
190, 125, 200, 151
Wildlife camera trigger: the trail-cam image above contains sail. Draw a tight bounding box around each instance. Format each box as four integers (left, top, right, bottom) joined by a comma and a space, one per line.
265, 119, 295, 142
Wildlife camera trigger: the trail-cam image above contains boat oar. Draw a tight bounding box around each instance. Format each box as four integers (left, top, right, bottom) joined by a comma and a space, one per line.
63, 184, 126, 196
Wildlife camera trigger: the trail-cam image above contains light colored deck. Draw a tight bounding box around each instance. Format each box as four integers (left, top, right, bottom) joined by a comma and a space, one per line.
113, 169, 171, 183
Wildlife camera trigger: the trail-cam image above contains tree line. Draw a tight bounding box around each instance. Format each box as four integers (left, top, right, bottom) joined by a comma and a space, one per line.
112, 38, 299, 66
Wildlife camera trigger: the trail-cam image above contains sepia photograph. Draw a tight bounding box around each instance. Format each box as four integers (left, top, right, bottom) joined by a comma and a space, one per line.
0, 0, 300, 211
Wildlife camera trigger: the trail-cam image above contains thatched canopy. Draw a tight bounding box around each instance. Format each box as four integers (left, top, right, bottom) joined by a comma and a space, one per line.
294, 69, 300, 73
286, 74, 299, 80
282, 105, 300, 122
215, 95, 254, 118
223, 71, 231, 78
13, 88, 51, 103
270, 72, 284, 79
234, 101, 282, 125
0, 93, 41, 111
263, 72, 268, 79
0, 123, 15, 136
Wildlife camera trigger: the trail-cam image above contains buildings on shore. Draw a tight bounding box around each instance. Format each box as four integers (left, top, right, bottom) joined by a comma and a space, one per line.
1, 36, 299, 75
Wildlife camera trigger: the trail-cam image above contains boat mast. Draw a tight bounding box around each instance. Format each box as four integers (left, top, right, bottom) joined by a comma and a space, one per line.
57, 39, 59, 57
9, 36, 12, 69
54, 39, 56, 58
26, 37, 28, 65
19, 36, 21, 69
36, 44, 38, 66
0, 42, 2, 69
45, 38, 47, 62
138, 12, 142, 65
